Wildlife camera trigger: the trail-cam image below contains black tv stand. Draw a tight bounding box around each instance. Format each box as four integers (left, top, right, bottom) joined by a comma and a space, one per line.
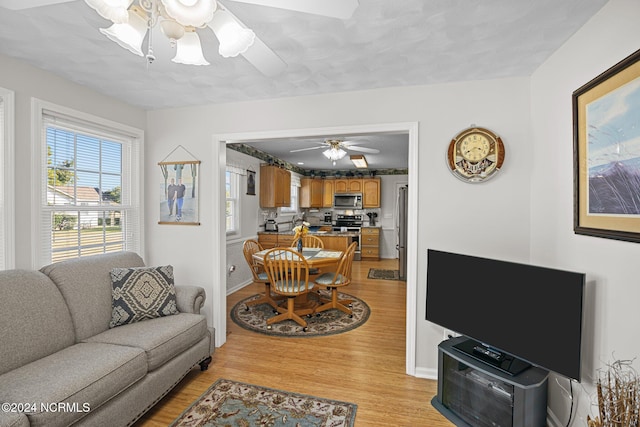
453, 338, 531, 376
433, 336, 548, 427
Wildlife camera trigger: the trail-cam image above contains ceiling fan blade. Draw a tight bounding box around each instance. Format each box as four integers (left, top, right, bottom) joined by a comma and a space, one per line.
241, 36, 287, 76
346, 146, 380, 154
227, 0, 358, 19
290, 146, 325, 153
0, 0, 74, 9
211, 5, 287, 76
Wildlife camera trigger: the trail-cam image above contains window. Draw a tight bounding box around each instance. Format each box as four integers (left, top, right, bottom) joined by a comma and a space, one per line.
280, 175, 300, 213
34, 100, 143, 267
0, 87, 15, 270
225, 170, 239, 234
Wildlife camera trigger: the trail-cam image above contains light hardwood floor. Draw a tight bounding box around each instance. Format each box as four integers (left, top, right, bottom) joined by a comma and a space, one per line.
135, 258, 454, 426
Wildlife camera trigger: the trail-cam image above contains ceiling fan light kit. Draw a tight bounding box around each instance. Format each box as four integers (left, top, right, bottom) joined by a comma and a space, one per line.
69, 0, 360, 72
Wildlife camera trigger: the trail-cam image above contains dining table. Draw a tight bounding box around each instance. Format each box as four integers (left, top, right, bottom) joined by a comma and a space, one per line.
252, 247, 343, 269
252, 247, 344, 310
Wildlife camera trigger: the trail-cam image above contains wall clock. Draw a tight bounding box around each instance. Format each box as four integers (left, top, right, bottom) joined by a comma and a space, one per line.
447, 126, 505, 183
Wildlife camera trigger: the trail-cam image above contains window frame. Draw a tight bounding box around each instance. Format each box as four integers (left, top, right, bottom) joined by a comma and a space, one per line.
32, 99, 144, 268
0, 87, 15, 270
225, 169, 240, 235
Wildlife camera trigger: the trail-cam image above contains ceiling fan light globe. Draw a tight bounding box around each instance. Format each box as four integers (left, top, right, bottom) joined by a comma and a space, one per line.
209, 9, 255, 58
172, 30, 210, 65
161, 0, 217, 27
323, 147, 346, 161
99, 8, 148, 56
85, 0, 133, 24
160, 18, 186, 42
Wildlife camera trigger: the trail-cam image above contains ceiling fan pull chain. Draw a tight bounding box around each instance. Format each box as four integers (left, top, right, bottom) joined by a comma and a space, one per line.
145, 0, 157, 65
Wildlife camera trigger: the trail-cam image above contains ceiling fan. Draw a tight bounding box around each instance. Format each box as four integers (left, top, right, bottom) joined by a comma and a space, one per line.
290, 139, 380, 166
0, 0, 359, 76
290, 139, 381, 154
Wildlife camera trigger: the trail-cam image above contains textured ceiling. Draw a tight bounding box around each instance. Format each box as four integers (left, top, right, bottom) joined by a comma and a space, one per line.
0, 0, 608, 111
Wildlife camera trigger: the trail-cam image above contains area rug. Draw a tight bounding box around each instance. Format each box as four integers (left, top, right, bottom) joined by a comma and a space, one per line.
367, 268, 401, 280
231, 290, 370, 337
170, 378, 357, 427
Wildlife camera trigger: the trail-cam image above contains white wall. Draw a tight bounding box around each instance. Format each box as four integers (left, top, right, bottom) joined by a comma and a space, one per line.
225, 149, 262, 294
146, 76, 532, 366
530, 0, 640, 424
0, 54, 146, 269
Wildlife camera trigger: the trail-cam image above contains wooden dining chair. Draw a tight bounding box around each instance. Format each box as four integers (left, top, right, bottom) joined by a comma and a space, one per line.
290, 235, 324, 249
263, 248, 315, 331
290, 235, 324, 275
242, 239, 283, 311
313, 241, 357, 317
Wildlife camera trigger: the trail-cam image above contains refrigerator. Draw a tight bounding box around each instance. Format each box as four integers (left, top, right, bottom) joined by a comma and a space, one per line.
397, 185, 408, 280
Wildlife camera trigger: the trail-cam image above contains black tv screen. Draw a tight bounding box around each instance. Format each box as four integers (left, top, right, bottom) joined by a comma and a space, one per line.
426, 249, 585, 381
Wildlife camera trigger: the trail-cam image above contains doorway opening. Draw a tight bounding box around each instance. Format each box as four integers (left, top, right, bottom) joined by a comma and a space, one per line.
213, 122, 419, 374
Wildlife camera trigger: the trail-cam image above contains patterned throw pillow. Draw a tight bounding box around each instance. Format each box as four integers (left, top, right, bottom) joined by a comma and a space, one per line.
109, 265, 179, 328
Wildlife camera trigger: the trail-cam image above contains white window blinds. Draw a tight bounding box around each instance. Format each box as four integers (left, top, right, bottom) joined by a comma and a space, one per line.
38, 106, 142, 266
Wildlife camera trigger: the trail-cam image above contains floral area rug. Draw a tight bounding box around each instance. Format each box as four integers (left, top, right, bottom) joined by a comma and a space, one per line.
230, 291, 370, 337
367, 269, 401, 280
170, 378, 357, 427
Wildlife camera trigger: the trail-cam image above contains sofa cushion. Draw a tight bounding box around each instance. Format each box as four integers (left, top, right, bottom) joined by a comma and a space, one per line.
0, 342, 147, 427
84, 313, 207, 371
40, 251, 145, 341
0, 270, 75, 376
109, 265, 179, 328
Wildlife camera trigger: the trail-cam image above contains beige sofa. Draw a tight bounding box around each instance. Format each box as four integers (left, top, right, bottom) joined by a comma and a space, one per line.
0, 252, 214, 427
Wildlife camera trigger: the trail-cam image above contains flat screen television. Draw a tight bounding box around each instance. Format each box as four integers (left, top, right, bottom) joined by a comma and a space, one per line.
426, 249, 585, 381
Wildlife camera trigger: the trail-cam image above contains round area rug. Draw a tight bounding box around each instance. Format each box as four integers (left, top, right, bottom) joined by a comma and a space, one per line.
231, 290, 370, 337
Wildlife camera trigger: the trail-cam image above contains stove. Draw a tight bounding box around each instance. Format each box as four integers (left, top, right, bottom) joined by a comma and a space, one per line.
333, 215, 362, 261
334, 214, 363, 228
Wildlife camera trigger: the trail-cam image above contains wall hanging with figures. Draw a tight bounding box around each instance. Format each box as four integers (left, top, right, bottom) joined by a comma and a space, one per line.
158, 145, 200, 225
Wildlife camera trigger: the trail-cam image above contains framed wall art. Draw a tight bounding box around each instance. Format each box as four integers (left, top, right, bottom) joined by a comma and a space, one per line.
158, 146, 201, 225
246, 168, 256, 195
573, 48, 640, 243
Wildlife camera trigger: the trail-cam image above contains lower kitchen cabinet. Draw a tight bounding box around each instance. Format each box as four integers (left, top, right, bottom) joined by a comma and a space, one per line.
361, 227, 380, 260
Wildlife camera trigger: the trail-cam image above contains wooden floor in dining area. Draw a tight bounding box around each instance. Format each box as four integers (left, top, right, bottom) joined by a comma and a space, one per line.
135, 258, 454, 427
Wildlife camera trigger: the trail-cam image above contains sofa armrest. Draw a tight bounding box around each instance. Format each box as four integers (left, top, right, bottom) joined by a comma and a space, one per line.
175, 285, 206, 314
0, 411, 29, 427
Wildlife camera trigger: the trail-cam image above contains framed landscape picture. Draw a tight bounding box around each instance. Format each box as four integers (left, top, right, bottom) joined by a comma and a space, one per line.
573, 48, 640, 243
158, 160, 200, 225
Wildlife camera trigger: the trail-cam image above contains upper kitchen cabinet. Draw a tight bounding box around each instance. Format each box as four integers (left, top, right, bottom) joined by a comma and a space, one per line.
260, 164, 291, 208
334, 178, 362, 193
322, 179, 334, 208
300, 178, 323, 208
362, 178, 381, 208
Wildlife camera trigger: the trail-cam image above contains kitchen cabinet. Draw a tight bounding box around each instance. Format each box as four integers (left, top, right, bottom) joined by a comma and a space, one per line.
362, 178, 381, 208
319, 235, 349, 252
361, 227, 380, 260
257, 233, 278, 249
260, 164, 291, 208
257, 233, 349, 253
300, 178, 323, 208
322, 179, 334, 208
334, 178, 362, 193
257, 233, 295, 249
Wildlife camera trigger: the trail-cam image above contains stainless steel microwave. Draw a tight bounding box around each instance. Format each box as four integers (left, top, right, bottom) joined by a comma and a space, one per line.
334, 193, 362, 209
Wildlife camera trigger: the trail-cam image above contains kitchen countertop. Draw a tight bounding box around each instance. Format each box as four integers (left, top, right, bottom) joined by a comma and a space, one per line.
258, 231, 361, 237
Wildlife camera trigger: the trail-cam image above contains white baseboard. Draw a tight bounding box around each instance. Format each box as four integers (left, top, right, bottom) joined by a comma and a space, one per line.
414, 367, 438, 380
227, 278, 253, 296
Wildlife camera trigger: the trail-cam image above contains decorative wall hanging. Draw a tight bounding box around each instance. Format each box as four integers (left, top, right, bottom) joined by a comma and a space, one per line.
246, 168, 256, 195
573, 48, 640, 243
158, 146, 200, 225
